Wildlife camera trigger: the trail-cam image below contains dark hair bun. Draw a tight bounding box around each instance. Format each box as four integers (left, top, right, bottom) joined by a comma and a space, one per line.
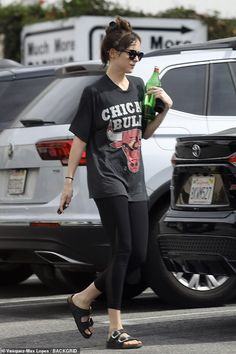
106, 17, 132, 34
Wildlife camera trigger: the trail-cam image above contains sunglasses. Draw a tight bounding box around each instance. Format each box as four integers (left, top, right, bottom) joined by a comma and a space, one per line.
122, 49, 144, 61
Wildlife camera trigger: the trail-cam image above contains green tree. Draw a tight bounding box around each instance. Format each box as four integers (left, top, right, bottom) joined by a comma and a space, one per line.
0, 4, 47, 61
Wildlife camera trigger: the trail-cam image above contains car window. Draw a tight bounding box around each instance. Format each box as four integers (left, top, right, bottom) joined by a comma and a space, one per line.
161, 64, 207, 115
208, 62, 236, 116
11, 75, 102, 127
0, 76, 54, 130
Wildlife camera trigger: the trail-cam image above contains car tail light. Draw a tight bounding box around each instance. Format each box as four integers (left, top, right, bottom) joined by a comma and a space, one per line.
228, 153, 236, 166
171, 153, 177, 166
36, 139, 87, 166
30, 222, 60, 228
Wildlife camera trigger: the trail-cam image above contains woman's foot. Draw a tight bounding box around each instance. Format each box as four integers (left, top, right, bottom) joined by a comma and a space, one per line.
67, 294, 93, 338
107, 328, 143, 349
72, 293, 92, 318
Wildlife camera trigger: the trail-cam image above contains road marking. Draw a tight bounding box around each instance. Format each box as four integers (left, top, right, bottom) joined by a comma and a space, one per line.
1, 307, 234, 340
1, 295, 236, 341
101, 307, 236, 325
0, 294, 68, 306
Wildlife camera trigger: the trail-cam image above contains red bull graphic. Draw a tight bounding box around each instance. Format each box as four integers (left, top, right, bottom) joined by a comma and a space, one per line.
107, 121, 142, 173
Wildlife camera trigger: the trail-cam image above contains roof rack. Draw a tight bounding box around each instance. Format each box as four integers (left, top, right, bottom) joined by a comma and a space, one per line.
145, 36, 236, 57
0, 59, 23, 69
56, 61, 105, 76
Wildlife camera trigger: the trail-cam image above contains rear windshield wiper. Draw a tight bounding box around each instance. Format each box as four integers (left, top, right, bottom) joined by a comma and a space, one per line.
20, 119, 56, 127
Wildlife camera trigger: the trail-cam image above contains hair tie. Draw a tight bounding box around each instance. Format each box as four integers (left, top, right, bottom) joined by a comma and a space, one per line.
109, 21, 117, 28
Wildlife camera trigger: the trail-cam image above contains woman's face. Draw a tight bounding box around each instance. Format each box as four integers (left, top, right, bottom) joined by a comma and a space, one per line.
109, 40, 142, 74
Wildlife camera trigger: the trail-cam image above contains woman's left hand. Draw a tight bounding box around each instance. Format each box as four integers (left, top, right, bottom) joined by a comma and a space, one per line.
147, 87, 173, 110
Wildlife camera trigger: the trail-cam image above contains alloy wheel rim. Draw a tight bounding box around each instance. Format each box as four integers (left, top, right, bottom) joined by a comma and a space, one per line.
173, 272, 229, 291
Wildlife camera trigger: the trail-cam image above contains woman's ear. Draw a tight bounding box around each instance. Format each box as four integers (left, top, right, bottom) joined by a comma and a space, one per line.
108, 48, 119, 60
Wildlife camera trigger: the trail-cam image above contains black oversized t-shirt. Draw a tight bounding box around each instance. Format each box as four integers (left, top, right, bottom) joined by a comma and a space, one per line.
69, 74, 148, 201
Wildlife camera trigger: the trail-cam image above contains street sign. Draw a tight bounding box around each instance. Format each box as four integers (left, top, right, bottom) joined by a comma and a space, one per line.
87, 17, 207, 60
21, 18, 76, 65
21, 16, 207, 65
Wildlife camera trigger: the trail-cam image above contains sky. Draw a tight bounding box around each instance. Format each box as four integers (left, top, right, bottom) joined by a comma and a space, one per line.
109, 0, 236, 18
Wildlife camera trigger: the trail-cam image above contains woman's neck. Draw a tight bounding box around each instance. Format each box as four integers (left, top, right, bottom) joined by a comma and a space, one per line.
106, 68, 129, 91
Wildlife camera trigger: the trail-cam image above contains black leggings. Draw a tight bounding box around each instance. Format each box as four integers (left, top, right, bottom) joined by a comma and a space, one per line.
94, 196, 149, 310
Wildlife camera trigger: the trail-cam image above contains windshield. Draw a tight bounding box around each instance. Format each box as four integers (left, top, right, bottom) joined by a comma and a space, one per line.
0, 76, 54, 130
1, 74, 102, 129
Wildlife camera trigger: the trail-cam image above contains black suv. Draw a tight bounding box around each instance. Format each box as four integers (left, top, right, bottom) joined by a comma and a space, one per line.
158, 128, 236, 307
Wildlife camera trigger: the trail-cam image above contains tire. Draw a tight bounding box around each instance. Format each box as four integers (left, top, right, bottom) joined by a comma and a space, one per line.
123, 275, 147, 300
98, 281, 147, 303
0, 263, 33, 285
146, 199, 236, 307
32, 264, 96, 293
123, 282, 147, 300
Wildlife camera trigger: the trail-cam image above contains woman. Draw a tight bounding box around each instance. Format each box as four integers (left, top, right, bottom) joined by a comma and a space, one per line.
59, 16, 172, 350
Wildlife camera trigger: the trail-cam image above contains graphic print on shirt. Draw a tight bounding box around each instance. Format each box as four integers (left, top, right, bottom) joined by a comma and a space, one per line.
103, 100, 143, 173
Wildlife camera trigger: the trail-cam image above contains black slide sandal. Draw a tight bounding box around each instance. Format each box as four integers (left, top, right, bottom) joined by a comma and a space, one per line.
67, 295, 93, 339
106, 329, 143, 349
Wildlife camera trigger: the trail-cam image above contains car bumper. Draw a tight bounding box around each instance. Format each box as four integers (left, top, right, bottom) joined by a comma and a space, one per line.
158, 209, 236, 276
0, 222, 110, 272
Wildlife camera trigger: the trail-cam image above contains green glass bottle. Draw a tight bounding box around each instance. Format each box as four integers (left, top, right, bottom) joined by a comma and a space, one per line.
143, 66, 165, 121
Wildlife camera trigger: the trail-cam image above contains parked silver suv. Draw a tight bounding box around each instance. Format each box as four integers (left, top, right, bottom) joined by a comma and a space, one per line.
1, 37, 236, 306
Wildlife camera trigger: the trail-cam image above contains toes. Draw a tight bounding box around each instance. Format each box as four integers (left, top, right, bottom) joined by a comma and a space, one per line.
85, 328, 92, 336
123, 340, 142, 348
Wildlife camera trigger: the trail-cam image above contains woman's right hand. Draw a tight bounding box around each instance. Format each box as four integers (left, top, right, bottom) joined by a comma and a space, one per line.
58, 179, 74, 214
57, 136, 86, 214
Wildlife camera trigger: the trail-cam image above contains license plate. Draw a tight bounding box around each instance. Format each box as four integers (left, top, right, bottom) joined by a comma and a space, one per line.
189, 175, 215, 205
7, 169, 27, 195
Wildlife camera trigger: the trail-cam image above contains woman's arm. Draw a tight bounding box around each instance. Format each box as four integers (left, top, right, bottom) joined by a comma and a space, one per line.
143, 87, 173, 140
58, 136, 87, 213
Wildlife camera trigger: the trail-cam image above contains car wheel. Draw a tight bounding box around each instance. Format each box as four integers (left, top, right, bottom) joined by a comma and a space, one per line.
123, 276, 147, 300
146, 200, 236, 307
32, 264, 96, 293
98, 281, 147, 304
0, 263, 33, 285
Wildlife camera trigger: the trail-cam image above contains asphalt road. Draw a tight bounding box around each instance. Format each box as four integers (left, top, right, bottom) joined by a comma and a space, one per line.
0, 276, 236, 354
